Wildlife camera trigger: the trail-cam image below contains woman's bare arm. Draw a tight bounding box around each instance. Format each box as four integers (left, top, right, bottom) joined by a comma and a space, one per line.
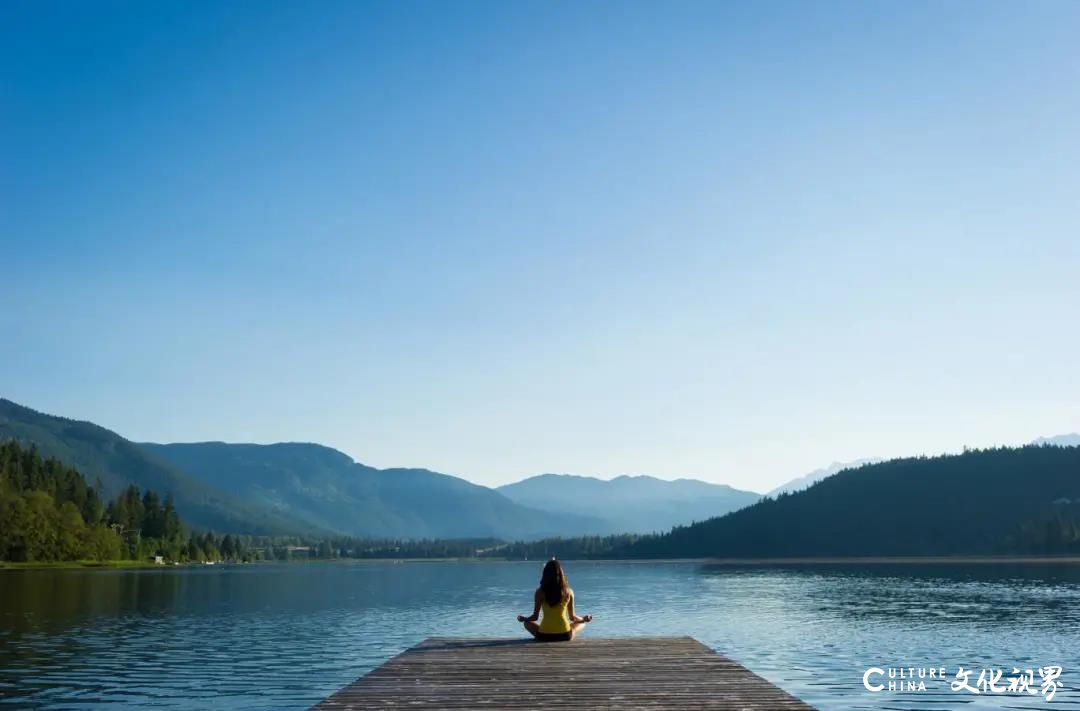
567, 590, 592, 623
517, 588, 542, 622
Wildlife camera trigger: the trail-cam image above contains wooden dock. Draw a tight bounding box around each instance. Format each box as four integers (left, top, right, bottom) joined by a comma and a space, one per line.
314, 636, 816, 709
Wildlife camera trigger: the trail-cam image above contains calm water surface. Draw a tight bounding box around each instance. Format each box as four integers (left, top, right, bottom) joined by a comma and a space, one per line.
1, 561, 1078, 710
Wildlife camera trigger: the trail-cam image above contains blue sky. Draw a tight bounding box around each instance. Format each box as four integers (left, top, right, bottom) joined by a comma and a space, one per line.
2, 1, 1078, 491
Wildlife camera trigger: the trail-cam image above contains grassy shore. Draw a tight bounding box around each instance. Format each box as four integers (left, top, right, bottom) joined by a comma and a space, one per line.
0, 559, 172, 570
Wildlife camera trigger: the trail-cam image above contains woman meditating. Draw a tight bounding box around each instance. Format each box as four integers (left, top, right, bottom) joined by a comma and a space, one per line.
517, 559, 592, 641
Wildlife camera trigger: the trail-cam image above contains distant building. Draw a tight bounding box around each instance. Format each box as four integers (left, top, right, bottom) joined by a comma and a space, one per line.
153, 555, 165, 565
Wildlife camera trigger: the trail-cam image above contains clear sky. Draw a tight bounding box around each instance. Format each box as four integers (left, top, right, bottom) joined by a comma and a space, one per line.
2, 1, 1078, 492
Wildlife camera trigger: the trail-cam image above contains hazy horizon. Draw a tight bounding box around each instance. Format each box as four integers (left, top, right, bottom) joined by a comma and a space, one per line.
5, 394, 1077, 493
113, 430, 1080, 491
3, 1, 1078, 492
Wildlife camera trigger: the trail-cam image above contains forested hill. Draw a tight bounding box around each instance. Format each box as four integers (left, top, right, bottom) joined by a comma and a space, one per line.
625, 445, 1080, 558
0, 399, 318, 535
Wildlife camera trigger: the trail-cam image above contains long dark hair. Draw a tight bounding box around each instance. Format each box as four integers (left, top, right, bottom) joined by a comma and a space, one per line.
540, 559, 570, 606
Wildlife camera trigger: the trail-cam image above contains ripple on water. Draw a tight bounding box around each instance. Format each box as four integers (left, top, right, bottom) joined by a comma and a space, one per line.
1, 561, 1079, 710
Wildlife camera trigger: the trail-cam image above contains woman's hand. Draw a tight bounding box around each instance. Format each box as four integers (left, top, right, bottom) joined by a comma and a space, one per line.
516, 615, 527, 622
582, 614, 593, 623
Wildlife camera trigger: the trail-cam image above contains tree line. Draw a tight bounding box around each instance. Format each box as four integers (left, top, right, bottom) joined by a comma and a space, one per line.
221, 535, 505, 560
477, 533, 654, 560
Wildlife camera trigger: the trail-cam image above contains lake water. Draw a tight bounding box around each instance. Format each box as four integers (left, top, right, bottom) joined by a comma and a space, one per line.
1, 560, 1078, 710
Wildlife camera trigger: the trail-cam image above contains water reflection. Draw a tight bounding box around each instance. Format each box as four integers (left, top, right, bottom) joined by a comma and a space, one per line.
697, 562, 1080, 628
1, 561, 1078, 710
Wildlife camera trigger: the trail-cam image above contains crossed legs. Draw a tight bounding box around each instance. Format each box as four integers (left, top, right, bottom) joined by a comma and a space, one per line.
522, 619, 588, 640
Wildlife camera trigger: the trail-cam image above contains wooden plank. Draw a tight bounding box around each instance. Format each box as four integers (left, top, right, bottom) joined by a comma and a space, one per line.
313, 636, 816, 710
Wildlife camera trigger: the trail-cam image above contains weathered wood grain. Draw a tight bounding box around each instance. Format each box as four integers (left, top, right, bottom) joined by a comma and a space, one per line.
313, 636, 816, 709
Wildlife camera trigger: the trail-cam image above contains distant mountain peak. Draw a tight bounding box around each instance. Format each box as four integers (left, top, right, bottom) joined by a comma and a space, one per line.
497, 472, 761, 534
767, 458, 882, 497
1031, 433, 1080, 448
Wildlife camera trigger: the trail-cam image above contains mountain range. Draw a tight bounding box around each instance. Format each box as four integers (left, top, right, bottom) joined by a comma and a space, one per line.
142, 441, 603, 539
498, 473, 760, 534
1032, 433, 1080, 448
4, 396, 1077, 542
1, 398, 755, 539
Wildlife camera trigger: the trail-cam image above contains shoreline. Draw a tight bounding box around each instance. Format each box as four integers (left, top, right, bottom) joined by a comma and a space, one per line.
518, 555, 1080, 565
6, 554, 1080, 570
0, 560, 171, 571
690, 555, 1080, 565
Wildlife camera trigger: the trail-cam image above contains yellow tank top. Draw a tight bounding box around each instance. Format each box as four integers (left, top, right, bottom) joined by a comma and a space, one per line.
538, 593, 571, 634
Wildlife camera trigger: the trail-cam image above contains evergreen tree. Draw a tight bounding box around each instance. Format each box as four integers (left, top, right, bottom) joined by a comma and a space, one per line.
221, 534, 235, 560
0, 440, 185, 563
162, 494, 181, 540
142, 490, 163, 539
